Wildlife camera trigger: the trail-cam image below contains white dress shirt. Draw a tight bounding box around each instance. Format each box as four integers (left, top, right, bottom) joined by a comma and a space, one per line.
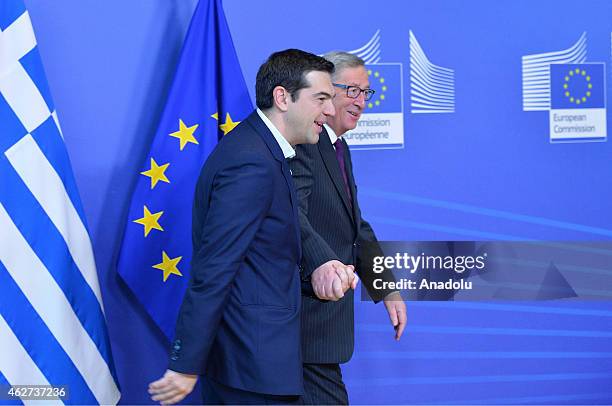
256, 108, 295, 159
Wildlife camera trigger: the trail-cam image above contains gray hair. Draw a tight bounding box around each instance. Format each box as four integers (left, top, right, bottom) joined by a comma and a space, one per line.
322, 51, 365, 81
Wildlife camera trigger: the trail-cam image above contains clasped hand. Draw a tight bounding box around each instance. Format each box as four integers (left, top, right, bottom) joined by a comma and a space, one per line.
311, 260, 358, 301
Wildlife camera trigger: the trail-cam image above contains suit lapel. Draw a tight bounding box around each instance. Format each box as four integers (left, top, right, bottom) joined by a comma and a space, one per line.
246, 112, 301, 255
318, 128, 354, 222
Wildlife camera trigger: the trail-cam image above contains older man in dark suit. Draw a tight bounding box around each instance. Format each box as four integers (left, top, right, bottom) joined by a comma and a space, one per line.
290, 51, 407, 405
148, 49, 335, 405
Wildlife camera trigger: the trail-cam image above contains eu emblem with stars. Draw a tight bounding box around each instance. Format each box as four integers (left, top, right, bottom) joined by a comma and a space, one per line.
549, 63, 607, 143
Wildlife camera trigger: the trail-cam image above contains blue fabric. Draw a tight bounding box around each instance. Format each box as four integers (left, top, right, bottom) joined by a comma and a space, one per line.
116, 0, 252, 340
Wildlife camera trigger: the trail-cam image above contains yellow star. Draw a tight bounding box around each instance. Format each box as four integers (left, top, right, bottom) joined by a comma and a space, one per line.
219, 112, 240, 135
141, 158, 170, 189
133, 205, 164, 237
169, 119, 199, 150
211, 112, 219, 120
153, 251, 183, 282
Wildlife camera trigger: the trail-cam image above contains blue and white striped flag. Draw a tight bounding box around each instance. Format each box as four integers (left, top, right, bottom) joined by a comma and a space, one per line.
0, 1, 120, 404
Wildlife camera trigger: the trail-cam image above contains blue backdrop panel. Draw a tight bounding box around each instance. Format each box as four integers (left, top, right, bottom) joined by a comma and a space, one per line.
222, 1, 612, 404
21, 0, 612, 404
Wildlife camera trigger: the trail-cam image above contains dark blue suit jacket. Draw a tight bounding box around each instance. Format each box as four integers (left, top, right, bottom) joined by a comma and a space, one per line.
169, 111, 303, 396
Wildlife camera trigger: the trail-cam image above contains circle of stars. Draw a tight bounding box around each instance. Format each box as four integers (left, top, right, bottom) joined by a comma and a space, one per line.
563, 68, 592, 106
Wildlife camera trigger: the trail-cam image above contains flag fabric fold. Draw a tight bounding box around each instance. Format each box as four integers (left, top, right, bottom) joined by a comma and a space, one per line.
117, 0, 252, 340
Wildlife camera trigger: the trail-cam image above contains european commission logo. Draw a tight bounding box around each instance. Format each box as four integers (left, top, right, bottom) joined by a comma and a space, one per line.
330, 30, 405, 150
344, 63, 404, 149
521, 33, 607, 143
329, 29, 455, 150
409, 30, 455, 114
549, 63, 606, 142
522, 33, 587, 112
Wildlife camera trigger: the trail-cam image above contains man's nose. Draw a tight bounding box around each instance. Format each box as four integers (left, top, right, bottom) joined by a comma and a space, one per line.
354, 92, 366, 109
324, 100, 336, 116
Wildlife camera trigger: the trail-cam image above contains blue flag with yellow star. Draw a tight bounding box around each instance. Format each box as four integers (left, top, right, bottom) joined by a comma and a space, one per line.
550, 63, 605, 109
117, 0, 252, 340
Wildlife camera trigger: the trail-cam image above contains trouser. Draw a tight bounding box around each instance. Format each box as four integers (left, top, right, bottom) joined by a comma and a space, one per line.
302, 363, 349, 405
202, 377, 303, 405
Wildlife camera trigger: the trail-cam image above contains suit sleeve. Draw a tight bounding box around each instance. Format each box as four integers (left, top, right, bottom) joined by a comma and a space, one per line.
289, 145, 339, 292
169, 155, 274, 374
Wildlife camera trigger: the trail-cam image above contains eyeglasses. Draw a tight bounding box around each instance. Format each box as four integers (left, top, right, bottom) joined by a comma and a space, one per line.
333, 83, 375, 101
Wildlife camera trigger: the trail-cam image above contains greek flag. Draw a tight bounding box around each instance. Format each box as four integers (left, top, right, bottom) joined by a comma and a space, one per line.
0, 1, 120, 404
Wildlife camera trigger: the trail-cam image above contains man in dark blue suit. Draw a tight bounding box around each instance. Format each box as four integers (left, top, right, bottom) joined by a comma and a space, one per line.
148, 49, 335, 404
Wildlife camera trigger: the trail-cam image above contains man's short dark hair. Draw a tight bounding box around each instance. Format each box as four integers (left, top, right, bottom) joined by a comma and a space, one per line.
255, 49, 334, 110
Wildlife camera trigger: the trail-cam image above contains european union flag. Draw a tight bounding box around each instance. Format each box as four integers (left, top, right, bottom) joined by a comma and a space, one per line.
117, 0, 252, 340
550, 63, 605, 109
364, 63, 403, 113
0, 1, 119, 403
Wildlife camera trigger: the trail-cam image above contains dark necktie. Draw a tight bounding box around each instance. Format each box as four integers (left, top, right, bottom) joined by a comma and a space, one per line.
334, 138, 352, 207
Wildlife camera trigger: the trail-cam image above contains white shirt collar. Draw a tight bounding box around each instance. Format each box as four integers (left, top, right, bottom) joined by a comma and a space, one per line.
324, 124, 339, 146
256, 108, 295, 159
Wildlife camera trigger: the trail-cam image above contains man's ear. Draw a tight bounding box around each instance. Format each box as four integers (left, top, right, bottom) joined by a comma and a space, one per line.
272, 86, 289, 112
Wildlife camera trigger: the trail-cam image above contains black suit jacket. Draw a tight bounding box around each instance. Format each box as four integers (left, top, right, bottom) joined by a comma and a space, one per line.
290, 127, 393, 364
169, 111, 303, 395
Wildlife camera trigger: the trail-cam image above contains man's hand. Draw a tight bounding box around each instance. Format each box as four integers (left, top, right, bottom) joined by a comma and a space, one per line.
383, 291, 407, 341
149, 369, 197, 405
311, 260, 358, 301
334, 263, 359, 291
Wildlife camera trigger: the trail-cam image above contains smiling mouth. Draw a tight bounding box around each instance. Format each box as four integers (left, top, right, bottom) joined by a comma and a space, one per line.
314, 120, 325, 130
348, 111, 360, 118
